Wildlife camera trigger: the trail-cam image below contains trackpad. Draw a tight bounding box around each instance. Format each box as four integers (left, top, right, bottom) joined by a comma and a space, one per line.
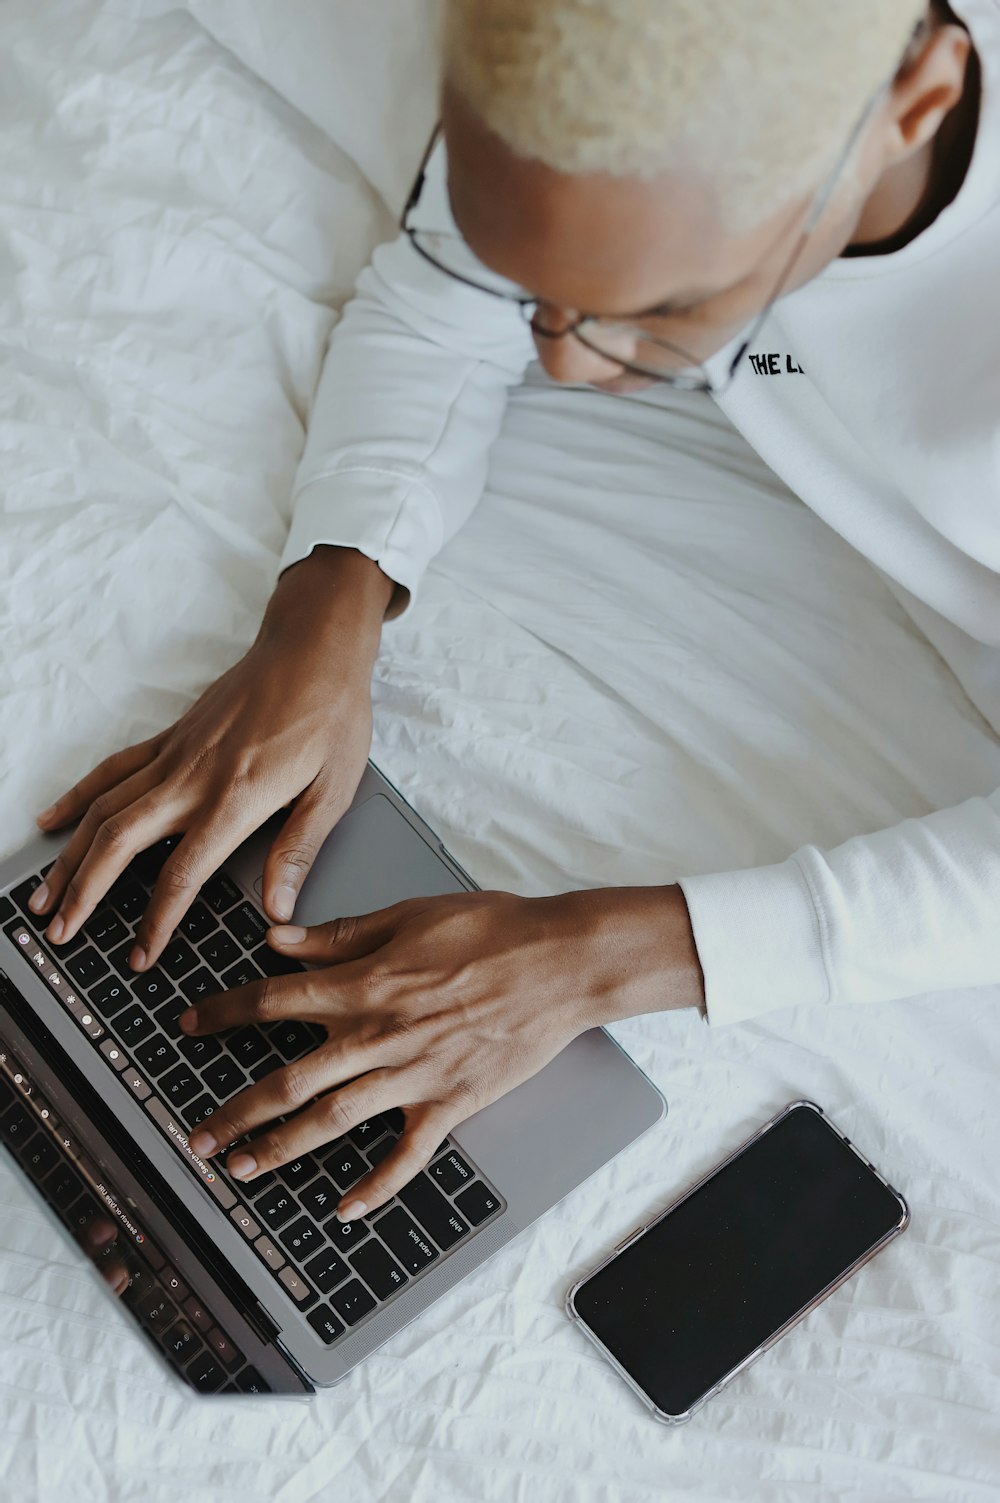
281, 794, 466, 928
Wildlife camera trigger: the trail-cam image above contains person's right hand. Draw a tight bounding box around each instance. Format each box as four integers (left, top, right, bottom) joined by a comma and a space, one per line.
29, 546, 395, 972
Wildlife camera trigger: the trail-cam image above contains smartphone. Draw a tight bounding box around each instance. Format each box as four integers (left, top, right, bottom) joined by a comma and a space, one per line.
566, 1100, 909, 1424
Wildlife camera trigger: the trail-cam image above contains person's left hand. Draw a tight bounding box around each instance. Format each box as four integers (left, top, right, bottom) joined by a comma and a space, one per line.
183, 884, 703, 1221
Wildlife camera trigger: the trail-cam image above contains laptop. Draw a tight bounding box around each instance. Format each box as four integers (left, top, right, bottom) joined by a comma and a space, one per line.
0, 761, 666, 1395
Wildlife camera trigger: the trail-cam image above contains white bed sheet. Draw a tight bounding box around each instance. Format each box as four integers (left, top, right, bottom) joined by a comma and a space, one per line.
2, 5, 999, 1501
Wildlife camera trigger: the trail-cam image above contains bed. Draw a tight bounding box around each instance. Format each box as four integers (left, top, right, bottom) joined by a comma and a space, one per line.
2, 4, 999, 1499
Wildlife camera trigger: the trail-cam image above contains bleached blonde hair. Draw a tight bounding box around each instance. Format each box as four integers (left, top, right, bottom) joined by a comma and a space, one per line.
443, 0, 930, 230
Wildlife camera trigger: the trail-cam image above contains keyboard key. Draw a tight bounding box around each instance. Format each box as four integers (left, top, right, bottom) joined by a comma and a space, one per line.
383, 1108, 405, 1135
134, 1036, 180, 1078
154, 993, 188, 1034
182, 1296, 214, 1333
303, 1246, 349, 1294
186, 1349, 226, 1393
279, 1214, 324, 1261
160, 1064, 201, 1108
454, 1180, 502, 1227
234, 1366, 270, 1394
23, 1135, 59, 1180
179, 967, 218, 1004
228, 1027, 270, 1069
299, 1175, 338, 1222
242, 1170, 277, 1197
398, 1173, 470, 1251
114, 1004, 156, 1048
0, 894, 14, 925
323, 1143, 368, 1193
223, 902, 268, 951
160, 1266, 189, 1302
374, 1207, 439, 1275
280, 1157, 319, 1192
131, 837, 180, 888
177, 1032, 222, 1067
163, 1320, 199, 1361
329, 1278, 376, 1328
136, 1287, 178, 1331
122, 1066, 152, 1101
277, 1266, 315, 1305
160, 937, 199, 980
83, 908, 128, 952
178, 901, 218, 944
9, 875, 43, 916
65, 947, 110, 989
351, 1237, 408, 1299
206, 1325, 244, 1371
45, 1165, 84, 1211
108, 939, 139, 979
197, 931, 241, 973
252, 1233, 285, 1272
131, 972, 173, 1009
251, 943, 304, 978
220, 958, 263, 991
249, 1054, 282, 1083
306, 1304, 346, 1345
201, 873, 242, 916
201, 1056, 247, 1100
229, 1205, 260, 1240
109, 876, 145, 926
255, 1185, 299, 1232
364, 1135, 398, 1169
181, 1093, 217, 1131
326, 1217, 370, 1253
429, 1150, 474, 1196
90, 975, 133, 1018
349, 1116, 390, 1152
267, 1020, 315, 1062
99, 1038, 129, 1071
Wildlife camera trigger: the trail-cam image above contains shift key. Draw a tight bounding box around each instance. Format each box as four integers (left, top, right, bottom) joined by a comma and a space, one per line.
398, 1173, 470, 1251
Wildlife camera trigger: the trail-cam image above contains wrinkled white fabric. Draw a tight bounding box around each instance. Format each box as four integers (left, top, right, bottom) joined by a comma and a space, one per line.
1, 4, 999, 1499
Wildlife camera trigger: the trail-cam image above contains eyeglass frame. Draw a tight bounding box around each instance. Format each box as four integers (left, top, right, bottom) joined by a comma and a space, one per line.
400, 73, 896, 394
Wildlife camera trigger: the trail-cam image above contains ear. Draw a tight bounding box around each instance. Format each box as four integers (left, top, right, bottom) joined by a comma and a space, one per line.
883, 19, 973, 166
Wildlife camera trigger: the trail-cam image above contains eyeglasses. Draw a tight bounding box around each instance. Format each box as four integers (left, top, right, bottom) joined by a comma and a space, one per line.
401, 81, 891, 395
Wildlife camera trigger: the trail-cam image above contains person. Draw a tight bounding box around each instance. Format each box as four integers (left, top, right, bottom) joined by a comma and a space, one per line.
26, 0, 998, 1225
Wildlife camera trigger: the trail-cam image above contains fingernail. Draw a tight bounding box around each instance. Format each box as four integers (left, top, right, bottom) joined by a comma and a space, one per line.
29, 882, 50, 912
113, 1272, 131, 1296
129, 946, 147, 971
37, 803, 59, 827
337, 1199, 367, 1223
90, 1220, 117, 1248
189, 1130, 217, 1156
179, 1008, 198, 1033
227, 1152, 257, 1180
272, 884, 297, 921
270, 924, 307, 945
46, 914, 65, 943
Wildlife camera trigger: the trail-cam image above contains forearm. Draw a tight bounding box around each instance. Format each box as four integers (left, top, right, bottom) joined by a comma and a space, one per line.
262, 544, 395, 664
573, 884, 707, 1028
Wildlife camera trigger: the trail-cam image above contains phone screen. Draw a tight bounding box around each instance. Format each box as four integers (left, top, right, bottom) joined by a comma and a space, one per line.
571, 1104, 906, 1418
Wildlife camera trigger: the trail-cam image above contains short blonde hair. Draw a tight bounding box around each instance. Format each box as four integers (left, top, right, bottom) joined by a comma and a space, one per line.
443, 0, 928, 229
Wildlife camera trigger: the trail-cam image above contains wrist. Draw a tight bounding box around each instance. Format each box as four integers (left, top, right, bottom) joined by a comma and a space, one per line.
574, 884, 706, 1029
262, 546, 395, 657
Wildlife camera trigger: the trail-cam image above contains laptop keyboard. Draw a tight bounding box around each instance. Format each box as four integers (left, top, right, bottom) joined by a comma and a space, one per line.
1, 840, 503, 1349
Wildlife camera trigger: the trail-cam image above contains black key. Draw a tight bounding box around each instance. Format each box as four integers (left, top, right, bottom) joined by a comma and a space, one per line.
160, 1064, 201, 1108
160, 937, 199, 980
399, 1173, 470, 1251
109, 876, 146, 927
23, 1135, 60, 1181
299, 1175, 338, 1222
221, 958, 263, 991
255, 1185, 298, 1232
249, 1054, 282, 1083
201, 1056, 247, 1100
163, 1320, 199, 1361
280, 1157, 320, 1192
65, 947, 110, 989
90, 975, 133, 1019
83, 908, 128, 952
351, 1237, 408, 1300
222, 901, 268, 951
131, 837, 180, 889
455, 1180, 502, 1227
323, 1143, 368, 1193
328, 1278, 377, 1328
45, 1164, 84, 1211
374, 1206, 439, 1275
134, 1036, 180, 1078
267, 1020, 315, 1062
114, 1004, 156, 1048
383, 1108, 405, 1135
186, 1350, 225, 1393
0, 893, 17, 924
349, 1116, 389, 1152
250, 943, 304, 978
131, 972, 173, 1009
242, 1170, 277, 1197
107, 939, 139, 979
326, 1216, 370, 1253
177, 1032, 222, 1067
429, 1149, 474, 1196
181, 1094, 217, 1132
197, 931, 241, 973
303, 1245, 349, 1294
178, 901, 217, 944
365, 1135, 398, 1169
306, 1304, 346, 1345
201, 873, 242, 916
136, 1286, 177, 1330
179, 967, 218, 1004
234, 1366, 270, 1394
154, 993, 188, 1034
228, 1027, 270, 1069
9, 875, 43, 916
278, 1214, 323, 1261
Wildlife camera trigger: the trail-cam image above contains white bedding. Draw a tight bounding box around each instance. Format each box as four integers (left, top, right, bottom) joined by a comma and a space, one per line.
2, 5, 999, 1500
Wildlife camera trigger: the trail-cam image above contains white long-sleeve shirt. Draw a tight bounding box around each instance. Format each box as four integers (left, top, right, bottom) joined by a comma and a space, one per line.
281, 0, 1000, 1027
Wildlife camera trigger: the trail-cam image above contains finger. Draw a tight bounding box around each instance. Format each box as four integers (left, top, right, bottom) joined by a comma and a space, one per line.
41, 786, 184, 946
261, 786, 342, 925
178, 969, 329, 1038
266, 904, 408, 965
36, 735, 163, 832
130, 805, 262, 971
32, 768, 169, 937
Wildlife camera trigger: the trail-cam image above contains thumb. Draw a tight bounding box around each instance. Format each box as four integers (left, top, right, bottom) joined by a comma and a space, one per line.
268, 903, 408, 965
262, 792, 339, 923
